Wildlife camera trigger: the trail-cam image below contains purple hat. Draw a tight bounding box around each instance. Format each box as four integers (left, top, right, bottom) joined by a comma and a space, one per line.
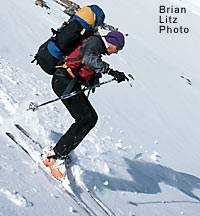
105, 31, 125, 50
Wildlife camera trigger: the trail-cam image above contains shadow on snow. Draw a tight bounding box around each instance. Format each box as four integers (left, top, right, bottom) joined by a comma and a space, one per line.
82, 158, 200, 202
49, 130, 200, 202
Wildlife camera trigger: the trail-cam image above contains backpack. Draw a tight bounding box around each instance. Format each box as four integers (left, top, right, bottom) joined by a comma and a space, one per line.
32, 5, 105, 75
64, 41, 96, 81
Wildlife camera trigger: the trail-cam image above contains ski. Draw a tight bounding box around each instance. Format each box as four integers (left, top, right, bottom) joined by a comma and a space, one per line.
15, 124, 43, 149
6, 132, 32, 158
6, 131, 97, 216
14, 124, 116, 216
52, 0, 119, 31
84, 188, 117, 216
67, 167, 117, 216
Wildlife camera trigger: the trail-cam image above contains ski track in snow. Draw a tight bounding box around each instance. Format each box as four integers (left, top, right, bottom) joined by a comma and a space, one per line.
0, 188, 33, 208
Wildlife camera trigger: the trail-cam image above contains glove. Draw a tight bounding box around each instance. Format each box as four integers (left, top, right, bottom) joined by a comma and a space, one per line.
87, 73, 102, 93
109, 69, 128, 83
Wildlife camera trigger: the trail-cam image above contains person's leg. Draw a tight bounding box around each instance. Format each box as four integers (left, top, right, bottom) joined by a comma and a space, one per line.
54, 92, 98, 157
52, 75, 98, 158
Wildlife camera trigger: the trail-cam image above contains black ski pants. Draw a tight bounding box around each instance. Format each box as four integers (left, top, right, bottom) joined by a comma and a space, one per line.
51, 73, 98, 158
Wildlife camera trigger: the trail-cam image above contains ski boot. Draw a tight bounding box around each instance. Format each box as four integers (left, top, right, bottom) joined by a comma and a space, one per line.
42, 146, 65, 181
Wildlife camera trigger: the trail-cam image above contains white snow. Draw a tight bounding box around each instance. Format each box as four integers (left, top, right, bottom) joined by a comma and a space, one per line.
0, 0, 200, 215
0, 188, 33, 208
171, 0, 200, 16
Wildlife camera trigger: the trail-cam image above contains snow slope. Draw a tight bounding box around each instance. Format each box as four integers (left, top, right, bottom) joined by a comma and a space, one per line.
0, 0, 200, 215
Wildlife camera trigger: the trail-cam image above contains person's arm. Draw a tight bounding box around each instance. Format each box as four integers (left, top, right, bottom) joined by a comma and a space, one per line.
81, 36, 128, 83
80, 36, 109, 74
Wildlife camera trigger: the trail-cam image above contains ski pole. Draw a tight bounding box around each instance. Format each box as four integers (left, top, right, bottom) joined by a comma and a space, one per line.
27, 78, 116, 112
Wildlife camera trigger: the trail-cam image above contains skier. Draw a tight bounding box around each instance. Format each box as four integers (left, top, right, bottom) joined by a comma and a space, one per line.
43, 31, 128, 180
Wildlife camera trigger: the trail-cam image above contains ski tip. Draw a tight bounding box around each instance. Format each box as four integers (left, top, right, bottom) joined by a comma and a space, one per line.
5, 132, 17, 144
6, 132, 12, 137
15, 124, 20, 127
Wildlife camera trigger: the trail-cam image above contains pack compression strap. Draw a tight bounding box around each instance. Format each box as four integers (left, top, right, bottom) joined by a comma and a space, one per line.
55, 63, 76, 78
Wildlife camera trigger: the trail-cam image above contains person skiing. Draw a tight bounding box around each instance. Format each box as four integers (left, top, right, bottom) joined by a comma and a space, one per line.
42, 31, 128, 180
